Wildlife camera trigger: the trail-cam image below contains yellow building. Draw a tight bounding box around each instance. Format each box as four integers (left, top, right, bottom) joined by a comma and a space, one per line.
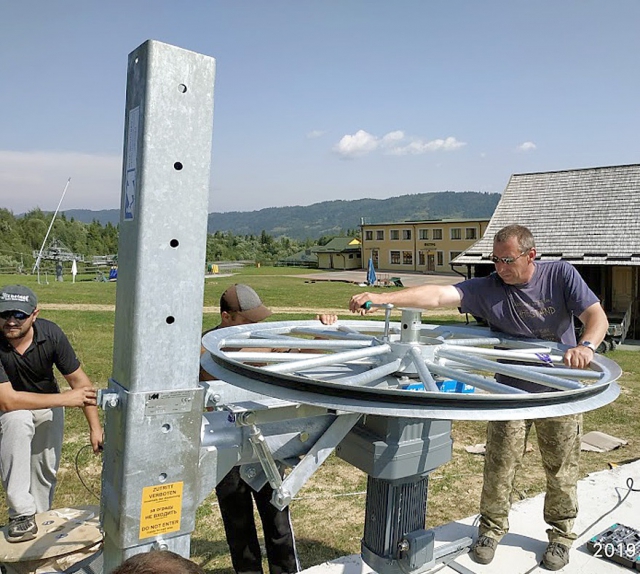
360, 218, 490, 274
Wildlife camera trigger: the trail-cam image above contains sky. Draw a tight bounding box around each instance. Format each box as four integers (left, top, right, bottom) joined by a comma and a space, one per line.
1, 1, 639, 214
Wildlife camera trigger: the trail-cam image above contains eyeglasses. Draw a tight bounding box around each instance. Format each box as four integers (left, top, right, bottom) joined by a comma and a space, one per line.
0, 310, 32, 321
489, 251, 528, 265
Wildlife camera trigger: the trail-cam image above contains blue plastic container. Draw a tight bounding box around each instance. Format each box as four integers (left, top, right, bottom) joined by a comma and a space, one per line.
403, 380, 475, 393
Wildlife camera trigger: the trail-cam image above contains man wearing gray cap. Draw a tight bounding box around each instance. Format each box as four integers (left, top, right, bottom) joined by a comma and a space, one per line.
0, 285, 103, 542
202, 284, 336, 574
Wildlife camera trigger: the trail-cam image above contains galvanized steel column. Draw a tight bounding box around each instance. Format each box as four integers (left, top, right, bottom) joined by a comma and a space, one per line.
101, 40, 215, 571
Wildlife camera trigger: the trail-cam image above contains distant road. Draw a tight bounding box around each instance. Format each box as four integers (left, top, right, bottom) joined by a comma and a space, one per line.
294, 270, 464, 287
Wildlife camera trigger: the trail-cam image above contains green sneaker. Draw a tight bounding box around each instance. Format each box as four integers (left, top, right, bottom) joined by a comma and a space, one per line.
542, 542, 570, 570
7, 515, 38, 543
471, 535, 498, 564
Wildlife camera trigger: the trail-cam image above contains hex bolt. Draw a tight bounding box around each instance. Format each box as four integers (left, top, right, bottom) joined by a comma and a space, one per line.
238, 411, 256, 425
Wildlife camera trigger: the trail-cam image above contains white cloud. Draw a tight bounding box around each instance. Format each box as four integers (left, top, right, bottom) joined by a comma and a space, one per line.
307, 130, 327, 139
389, 136, 467, 156
333, 130, 466, 158
0, 150, 121, 213
517, 141, 537, 152
380, 130, 405, 146
333, 130, 380, 158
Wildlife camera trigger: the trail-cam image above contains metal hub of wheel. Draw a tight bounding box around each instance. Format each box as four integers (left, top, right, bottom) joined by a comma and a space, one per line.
201, 309, 621, 420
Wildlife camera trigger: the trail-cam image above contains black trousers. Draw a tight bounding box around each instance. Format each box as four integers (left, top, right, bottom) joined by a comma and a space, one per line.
216, 466, 299, 574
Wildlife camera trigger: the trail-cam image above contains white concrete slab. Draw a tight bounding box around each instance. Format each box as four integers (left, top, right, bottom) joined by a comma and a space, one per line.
303, 460, 640, 574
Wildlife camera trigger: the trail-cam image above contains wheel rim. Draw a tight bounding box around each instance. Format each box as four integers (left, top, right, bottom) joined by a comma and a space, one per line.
201, 318, 621, 421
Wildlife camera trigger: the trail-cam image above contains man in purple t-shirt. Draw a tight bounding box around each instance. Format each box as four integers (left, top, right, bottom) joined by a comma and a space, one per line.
349, 225, 608, 571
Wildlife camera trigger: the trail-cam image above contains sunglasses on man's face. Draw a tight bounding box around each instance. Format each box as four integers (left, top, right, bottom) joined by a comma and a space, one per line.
489, 251, 528, 265
0, 311, 32, 321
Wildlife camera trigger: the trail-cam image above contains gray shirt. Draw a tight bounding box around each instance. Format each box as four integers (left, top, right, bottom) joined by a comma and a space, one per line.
455, 261, 599, 392
456, 261, 599, 345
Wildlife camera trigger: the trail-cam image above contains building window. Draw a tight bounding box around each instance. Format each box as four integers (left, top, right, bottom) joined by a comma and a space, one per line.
365, 230, 373, 240
451, 228, 462, 240
432, 228, 443, 240
437, 251, 444, 266
402, 251, 413, 265
450, 251, 462, 263
390, 251, 401, 264
376, 230, 384, 240
466, 227, 477, 240
390, 230, 400, 240
419, 229, 428, 240
402, 229, 412, 240
348, 254, 354, 259
418, 252, 426, 265
372, 249, 379, 264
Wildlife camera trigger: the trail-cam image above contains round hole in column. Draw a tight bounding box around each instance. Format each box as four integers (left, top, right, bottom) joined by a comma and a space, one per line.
170, 239, 179, 248
162, 423, 171, 433
174, 162, 183, 171
166, 316, 175, 324
178, 83, 187, 93
159, 473, 167, 483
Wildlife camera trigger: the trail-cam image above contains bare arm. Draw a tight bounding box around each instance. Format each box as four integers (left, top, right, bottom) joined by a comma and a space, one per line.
64, 367, 104, 453
0, 377, 97, 412
349, 284, 462, 313
563, 302, 609, 369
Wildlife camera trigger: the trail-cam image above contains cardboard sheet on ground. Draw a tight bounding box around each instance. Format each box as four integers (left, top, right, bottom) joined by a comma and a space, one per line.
0, 506, 102, 573
580, 431, 627, 452
465, 431, 627, 456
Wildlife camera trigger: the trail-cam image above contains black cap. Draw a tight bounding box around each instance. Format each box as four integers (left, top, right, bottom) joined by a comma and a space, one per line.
0, 285, 38, 315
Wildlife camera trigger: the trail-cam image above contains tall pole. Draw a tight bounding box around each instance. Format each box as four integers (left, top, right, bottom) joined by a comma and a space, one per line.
32, 177, 71, 278
101, 40, 215, 571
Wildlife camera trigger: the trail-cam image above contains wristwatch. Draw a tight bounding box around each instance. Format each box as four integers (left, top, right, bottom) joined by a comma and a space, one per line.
580, 341, 597, 353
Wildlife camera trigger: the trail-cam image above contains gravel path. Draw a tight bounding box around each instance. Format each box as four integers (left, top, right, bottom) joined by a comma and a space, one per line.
39, 303, 459, 318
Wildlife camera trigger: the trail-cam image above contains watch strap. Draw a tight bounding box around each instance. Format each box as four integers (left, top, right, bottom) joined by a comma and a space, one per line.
580, 341, 597, 353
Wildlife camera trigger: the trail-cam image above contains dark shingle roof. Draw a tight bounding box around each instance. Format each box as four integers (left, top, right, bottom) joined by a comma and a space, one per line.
454, 164, 640, 266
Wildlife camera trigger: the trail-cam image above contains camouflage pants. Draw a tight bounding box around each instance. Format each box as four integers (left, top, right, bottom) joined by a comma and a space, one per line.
478, 414, 581, 547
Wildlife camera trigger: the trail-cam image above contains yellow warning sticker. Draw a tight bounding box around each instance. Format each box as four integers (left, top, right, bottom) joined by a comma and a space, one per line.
139, 481, 183, 539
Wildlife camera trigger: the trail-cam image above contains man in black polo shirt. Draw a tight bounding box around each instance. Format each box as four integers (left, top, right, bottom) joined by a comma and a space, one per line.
0, 285, 103, 542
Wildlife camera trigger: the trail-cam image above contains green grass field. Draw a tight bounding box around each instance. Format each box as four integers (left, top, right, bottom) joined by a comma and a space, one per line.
0, 268, 638, 573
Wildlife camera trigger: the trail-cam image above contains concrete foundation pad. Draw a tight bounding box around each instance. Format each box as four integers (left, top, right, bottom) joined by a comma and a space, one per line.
302, 460, 640, 574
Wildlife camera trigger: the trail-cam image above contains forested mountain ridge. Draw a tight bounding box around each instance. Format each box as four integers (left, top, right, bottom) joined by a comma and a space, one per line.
61, 191, 500, 241
1, 192, 500, 269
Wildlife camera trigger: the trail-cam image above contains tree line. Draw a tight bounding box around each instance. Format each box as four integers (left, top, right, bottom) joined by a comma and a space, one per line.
0, 208, 119, 271
206, 229, 359, 265
0, 208, 356, 272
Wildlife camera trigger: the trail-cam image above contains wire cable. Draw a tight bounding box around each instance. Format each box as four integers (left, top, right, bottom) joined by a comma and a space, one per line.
75, 443, 101, 502
577, 476, 639, 539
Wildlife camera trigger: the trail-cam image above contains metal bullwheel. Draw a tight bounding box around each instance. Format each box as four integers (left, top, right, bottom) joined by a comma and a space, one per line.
201, 308, 621, 421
